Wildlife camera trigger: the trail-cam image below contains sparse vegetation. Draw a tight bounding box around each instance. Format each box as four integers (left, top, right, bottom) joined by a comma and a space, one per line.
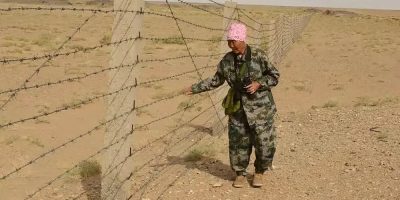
27, 137, 45, 148
354, 96, 399, 107
1, 42, 15, 47
293, 85, 306, 91
376, 132, 389, 142
156, 36, 185, 45
322, 101, 338, 108
3, 36, 14, 41
79, 160, 101, 178
23, 46, 32, 51
210, 35, 222, 44
184, 146, 216, 162
153, 85, 164, 90
68, 44, 86, 51
2, 136, 20, 145
0, 3, 399, 199
32, 34, 54, 48
2, 136, 44, 147
311, 105, 319, 109
177, 99, 195, 110
136, 108, 153, 117
333, 86, 343, 90
151, 91, 177, 100
99, 34, 111, 45
64, 67, 83, 75
17, 37, 30, 43
7, 49, 23, 54
35, 118, 51, 124
184, 149, 203, 162
61, 99, 84, 109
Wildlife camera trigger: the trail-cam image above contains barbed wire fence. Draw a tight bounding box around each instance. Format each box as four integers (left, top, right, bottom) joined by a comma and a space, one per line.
0, 0, 311, 199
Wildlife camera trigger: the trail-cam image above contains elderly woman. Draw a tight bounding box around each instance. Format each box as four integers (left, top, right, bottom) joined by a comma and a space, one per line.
185, 23, 279, 188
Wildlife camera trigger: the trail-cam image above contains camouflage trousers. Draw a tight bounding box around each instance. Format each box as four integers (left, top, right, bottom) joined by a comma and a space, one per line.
228, 109, 277, 175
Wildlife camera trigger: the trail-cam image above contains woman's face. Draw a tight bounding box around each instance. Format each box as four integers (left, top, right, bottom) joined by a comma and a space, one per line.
227, 40, 246, 54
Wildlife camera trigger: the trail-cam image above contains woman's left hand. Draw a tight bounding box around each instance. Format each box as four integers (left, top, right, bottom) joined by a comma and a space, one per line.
245, 81, 261, 94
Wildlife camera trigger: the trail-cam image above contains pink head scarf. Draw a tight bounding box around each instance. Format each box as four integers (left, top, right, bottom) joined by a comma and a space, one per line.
227, 22, 247, 42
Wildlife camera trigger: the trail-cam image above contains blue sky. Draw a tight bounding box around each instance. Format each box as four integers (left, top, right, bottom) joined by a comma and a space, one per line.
151, 0, 400, 10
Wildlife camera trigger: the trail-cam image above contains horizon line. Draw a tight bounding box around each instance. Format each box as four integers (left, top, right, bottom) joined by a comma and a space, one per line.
145, 0, 400, 11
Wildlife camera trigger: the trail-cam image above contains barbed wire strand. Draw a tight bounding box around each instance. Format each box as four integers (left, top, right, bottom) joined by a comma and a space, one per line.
132, 9, 262, 40
89, 41, 222, 176
0, 63, 219, 129
172, 0, 237, 137
176, 0, 260, 33
207, 0, 259, 25
21, 100, 189, 199
23, 88, 225, 200
110, 0, 136, 48
125, 116, 227, 200
0, 13, 97, 112
1, 85, 227, 182
163, 61, 216, 130
155, 168, 189, 200
102, 106, 224, 200
131, 13, 309, 199
0, 36, 234, 65
166, 0, 225, 134
101, 87, 226, 188
0, 5, 283, 33
147, 6, 264, 197
154, 120, 229, 200
136, 116, 228, 200
0, 81, 138, 129
107, 5, 144, 86
0, 105, 134, 181
0, 53, 224, 96
137, 14, 312, 200
0, 6, 264, 40
0, 5, 313, 198
131, 4, 232, 198
98, 66, 220, 181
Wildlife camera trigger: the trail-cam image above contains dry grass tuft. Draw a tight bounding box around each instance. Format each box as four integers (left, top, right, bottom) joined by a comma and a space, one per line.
79, 160, 101, 178
184, 146, 216, 162
32, 34, 54, 48
157, 37, 185, 45
322, 101, 338, 108
99, 34, 111, 45
354, 96, 399, 107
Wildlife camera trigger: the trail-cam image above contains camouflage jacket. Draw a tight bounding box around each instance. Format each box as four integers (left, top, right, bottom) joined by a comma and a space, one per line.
191, 45, 280, 125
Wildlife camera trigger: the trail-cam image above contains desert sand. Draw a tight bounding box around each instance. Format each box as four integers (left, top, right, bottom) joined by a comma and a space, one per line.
0, 1, 399, 199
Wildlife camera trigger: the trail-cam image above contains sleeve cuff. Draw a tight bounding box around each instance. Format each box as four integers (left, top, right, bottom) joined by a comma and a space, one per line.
256, 78, 269, 89
191, 84, 201, 94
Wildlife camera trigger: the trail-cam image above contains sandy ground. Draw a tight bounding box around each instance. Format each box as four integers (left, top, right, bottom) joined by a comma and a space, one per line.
0, 1, 399, 200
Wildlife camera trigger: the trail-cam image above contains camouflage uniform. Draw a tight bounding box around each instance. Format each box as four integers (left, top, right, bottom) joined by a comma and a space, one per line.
191, 45, 279, 174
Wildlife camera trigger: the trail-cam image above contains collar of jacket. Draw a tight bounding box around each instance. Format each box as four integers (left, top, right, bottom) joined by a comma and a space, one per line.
243, 45, 252, 62
225, 45, 252, 63
237, 45, 252, 62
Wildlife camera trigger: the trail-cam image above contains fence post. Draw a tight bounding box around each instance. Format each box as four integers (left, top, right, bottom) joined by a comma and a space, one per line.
253, 22, 262, 49
102, 0, 144, 199
267, 19, 276, 65
220, 0, 237, 54
211, 0, 237, 132
290, 16, 296, 44
277, 14, 284, 64
282, 15, 289, 58
296, 16, 300, 40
